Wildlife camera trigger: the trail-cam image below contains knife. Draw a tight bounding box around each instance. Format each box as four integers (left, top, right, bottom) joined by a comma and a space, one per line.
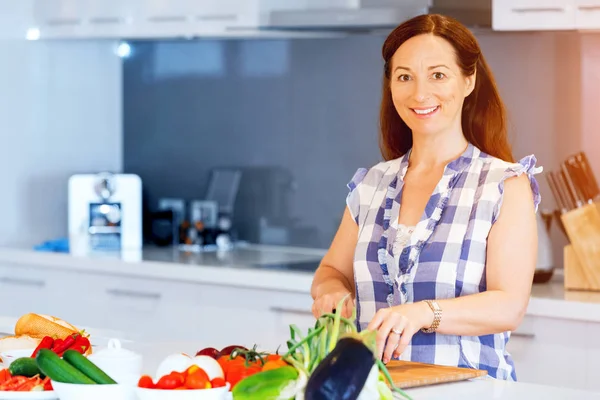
561, 164, 584, 208
576, 152, 600, 201
557, 169, 576, 210
546, 171, 568, 213
564, 157, 593, 204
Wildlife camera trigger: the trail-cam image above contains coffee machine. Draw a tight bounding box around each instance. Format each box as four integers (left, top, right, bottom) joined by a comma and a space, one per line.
68, 173, 142, 253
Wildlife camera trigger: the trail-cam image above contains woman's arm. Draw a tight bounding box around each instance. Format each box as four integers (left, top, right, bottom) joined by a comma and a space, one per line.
369, 174, 538, 361
310, 207, 359, 318
433, 173, 538, 335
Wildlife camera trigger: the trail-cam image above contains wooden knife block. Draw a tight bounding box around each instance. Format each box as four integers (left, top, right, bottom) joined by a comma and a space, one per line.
561, 202, 600, 291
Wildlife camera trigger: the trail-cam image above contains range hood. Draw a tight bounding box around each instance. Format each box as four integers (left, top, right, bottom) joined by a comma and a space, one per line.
263, 0, 492, 32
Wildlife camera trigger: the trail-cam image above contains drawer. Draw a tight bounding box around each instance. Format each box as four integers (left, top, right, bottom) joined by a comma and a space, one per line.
574, 0, 600, 29
492, 0, 575, 31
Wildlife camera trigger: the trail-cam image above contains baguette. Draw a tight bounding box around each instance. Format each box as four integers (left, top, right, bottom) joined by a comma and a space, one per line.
15, 313, 79, 339
0, 335, 40, 353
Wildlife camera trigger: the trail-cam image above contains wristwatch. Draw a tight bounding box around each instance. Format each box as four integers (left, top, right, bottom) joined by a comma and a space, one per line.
422, 300, 442, 334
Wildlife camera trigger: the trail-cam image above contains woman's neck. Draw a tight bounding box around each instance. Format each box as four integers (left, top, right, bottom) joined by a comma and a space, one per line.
409, 129, 469, 171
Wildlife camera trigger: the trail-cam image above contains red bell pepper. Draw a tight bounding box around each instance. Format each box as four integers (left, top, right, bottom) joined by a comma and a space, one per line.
31, 336, 54, 358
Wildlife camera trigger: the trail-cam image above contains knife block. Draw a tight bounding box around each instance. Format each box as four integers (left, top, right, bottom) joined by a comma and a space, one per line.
561, 202, 600, 291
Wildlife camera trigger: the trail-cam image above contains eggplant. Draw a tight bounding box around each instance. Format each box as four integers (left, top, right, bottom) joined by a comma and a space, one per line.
304, 336, 375, 400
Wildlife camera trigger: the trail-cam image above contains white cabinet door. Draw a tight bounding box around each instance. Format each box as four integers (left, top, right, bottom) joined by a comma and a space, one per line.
492, 0, 576, 31
574, 0, 600, 29
507, 315, 587, 390
33, 0, 136, 39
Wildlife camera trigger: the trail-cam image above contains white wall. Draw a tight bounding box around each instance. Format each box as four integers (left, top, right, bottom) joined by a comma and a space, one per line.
0, 39, 122, 247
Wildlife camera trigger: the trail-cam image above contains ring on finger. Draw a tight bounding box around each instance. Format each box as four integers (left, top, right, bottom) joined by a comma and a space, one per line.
391, 328, 402, 335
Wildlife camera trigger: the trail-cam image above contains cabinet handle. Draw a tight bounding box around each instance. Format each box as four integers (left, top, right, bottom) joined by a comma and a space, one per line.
270, 306, 314, 316
106, 288, 161, 300
196, 14, 238, 22
0, 277, 45, 288
578, 5, 600, 11
511, 7, 566, 13
511, 332, 535, 338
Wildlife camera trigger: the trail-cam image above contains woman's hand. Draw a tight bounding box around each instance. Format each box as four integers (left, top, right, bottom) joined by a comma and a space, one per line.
311, 291, 355, 319
367, 302, 433, 363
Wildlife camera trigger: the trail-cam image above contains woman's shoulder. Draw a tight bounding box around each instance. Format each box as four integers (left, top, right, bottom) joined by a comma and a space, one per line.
347, 157, 403, 191
474, 150, 543, 182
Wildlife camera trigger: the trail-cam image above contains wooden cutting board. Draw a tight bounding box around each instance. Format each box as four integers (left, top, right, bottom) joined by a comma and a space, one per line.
386, 360, 488, 388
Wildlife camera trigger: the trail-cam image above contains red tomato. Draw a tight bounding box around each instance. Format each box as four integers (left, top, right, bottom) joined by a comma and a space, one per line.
210, 377, 227, 388
138, 375, 155, 389
155, 372, 185, 390
226, 360, 263, 388
185, 368, 211, 389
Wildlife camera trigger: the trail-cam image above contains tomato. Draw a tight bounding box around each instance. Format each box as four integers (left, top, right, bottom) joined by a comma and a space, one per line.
155, 372, 185, 390
266, 354, 281, 361
138, 375, 155, 389
185, 368, 211, 389
196, 347, 220, 359
226, 360, 263, 388
0, 369, 11, 384
210, 377, 227, 388
217, 354, 244, 376
262, 359, 288, 371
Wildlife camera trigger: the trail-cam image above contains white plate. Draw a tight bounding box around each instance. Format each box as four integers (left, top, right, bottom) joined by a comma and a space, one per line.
0, 391, 58, 400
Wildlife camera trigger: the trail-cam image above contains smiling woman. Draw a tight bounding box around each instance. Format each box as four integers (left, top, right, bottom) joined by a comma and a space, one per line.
310, 14, 542, 381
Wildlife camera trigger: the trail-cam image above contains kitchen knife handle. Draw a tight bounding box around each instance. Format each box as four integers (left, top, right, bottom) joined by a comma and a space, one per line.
561, 165, 583, 208
577, 152, 600, 200
546, 172, 567, 213
565, 157, 592, 204
556, 170, 575, 210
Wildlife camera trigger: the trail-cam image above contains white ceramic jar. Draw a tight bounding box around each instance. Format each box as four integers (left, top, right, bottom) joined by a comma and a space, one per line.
87, 338, 143, 385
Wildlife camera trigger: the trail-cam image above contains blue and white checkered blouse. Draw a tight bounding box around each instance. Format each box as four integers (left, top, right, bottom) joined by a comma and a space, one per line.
346, 142, 542, 380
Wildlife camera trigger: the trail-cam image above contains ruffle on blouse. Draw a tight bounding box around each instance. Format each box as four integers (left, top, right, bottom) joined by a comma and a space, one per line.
492, 154, 543, 224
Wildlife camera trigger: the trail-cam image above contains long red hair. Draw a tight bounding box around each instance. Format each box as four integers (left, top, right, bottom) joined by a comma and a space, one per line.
379, 14, 514, 162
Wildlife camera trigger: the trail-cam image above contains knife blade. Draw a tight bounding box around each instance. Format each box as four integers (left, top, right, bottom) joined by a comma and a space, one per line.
576, 152, 600, 201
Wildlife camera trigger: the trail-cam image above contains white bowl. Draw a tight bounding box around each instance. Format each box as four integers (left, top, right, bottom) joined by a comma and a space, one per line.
135, 384, 230, 400
0, 349, 35, 367
51, 381, 136, 400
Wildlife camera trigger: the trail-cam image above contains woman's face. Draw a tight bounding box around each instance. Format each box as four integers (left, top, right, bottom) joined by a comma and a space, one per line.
389, 33, 475, 138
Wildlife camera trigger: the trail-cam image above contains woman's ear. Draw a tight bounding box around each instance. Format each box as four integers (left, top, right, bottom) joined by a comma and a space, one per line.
465, 71, 476, 98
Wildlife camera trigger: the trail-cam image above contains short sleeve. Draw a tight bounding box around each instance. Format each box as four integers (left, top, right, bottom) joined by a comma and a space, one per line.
346, 168, 368, 224
492, 154, 543, 224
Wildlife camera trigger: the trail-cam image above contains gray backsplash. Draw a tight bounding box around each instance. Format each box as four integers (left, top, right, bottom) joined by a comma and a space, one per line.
123, 35, 387, 248
123, 31, 560, 250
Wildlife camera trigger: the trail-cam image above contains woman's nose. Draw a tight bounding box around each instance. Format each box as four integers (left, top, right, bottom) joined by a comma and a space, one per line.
411, 80, 431, 103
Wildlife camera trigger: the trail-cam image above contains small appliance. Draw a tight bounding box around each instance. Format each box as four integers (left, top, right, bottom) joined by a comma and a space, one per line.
68, 173, 142, 252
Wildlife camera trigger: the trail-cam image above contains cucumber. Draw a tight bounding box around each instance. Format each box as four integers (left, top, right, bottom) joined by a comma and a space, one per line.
62, 350, 117, 384
35, 349, 96, 384
9, 357, 44, 378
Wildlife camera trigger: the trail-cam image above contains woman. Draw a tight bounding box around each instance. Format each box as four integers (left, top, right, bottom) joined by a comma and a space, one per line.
310, 14, 541, 381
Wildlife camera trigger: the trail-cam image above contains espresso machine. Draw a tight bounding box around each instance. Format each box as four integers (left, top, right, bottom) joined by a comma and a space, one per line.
68, 173, 142, 252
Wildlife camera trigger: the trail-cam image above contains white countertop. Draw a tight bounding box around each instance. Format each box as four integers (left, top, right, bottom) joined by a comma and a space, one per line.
2, 245, 600, 321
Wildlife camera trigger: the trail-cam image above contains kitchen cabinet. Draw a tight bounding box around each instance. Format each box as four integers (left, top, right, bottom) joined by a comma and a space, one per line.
31, 0, 263, 40
574, 0, 600, 29
508, 315, 587, 389
492, 0, 576, 31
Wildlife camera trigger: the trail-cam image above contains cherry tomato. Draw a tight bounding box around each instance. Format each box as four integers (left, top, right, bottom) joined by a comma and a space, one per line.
185, 368, 211, 389
266, 354, 282, 362
156, 372, 185, 390
210, 377, 227, 388
138, 375, 155, 389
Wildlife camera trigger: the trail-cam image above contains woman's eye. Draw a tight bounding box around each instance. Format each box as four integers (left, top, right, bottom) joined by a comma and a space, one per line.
397, 74, 411, 82
433, 72, 446, 80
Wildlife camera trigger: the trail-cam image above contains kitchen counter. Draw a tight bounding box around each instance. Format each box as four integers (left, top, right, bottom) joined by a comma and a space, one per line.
113, 339, 600, 400
1, 245, 600, 321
